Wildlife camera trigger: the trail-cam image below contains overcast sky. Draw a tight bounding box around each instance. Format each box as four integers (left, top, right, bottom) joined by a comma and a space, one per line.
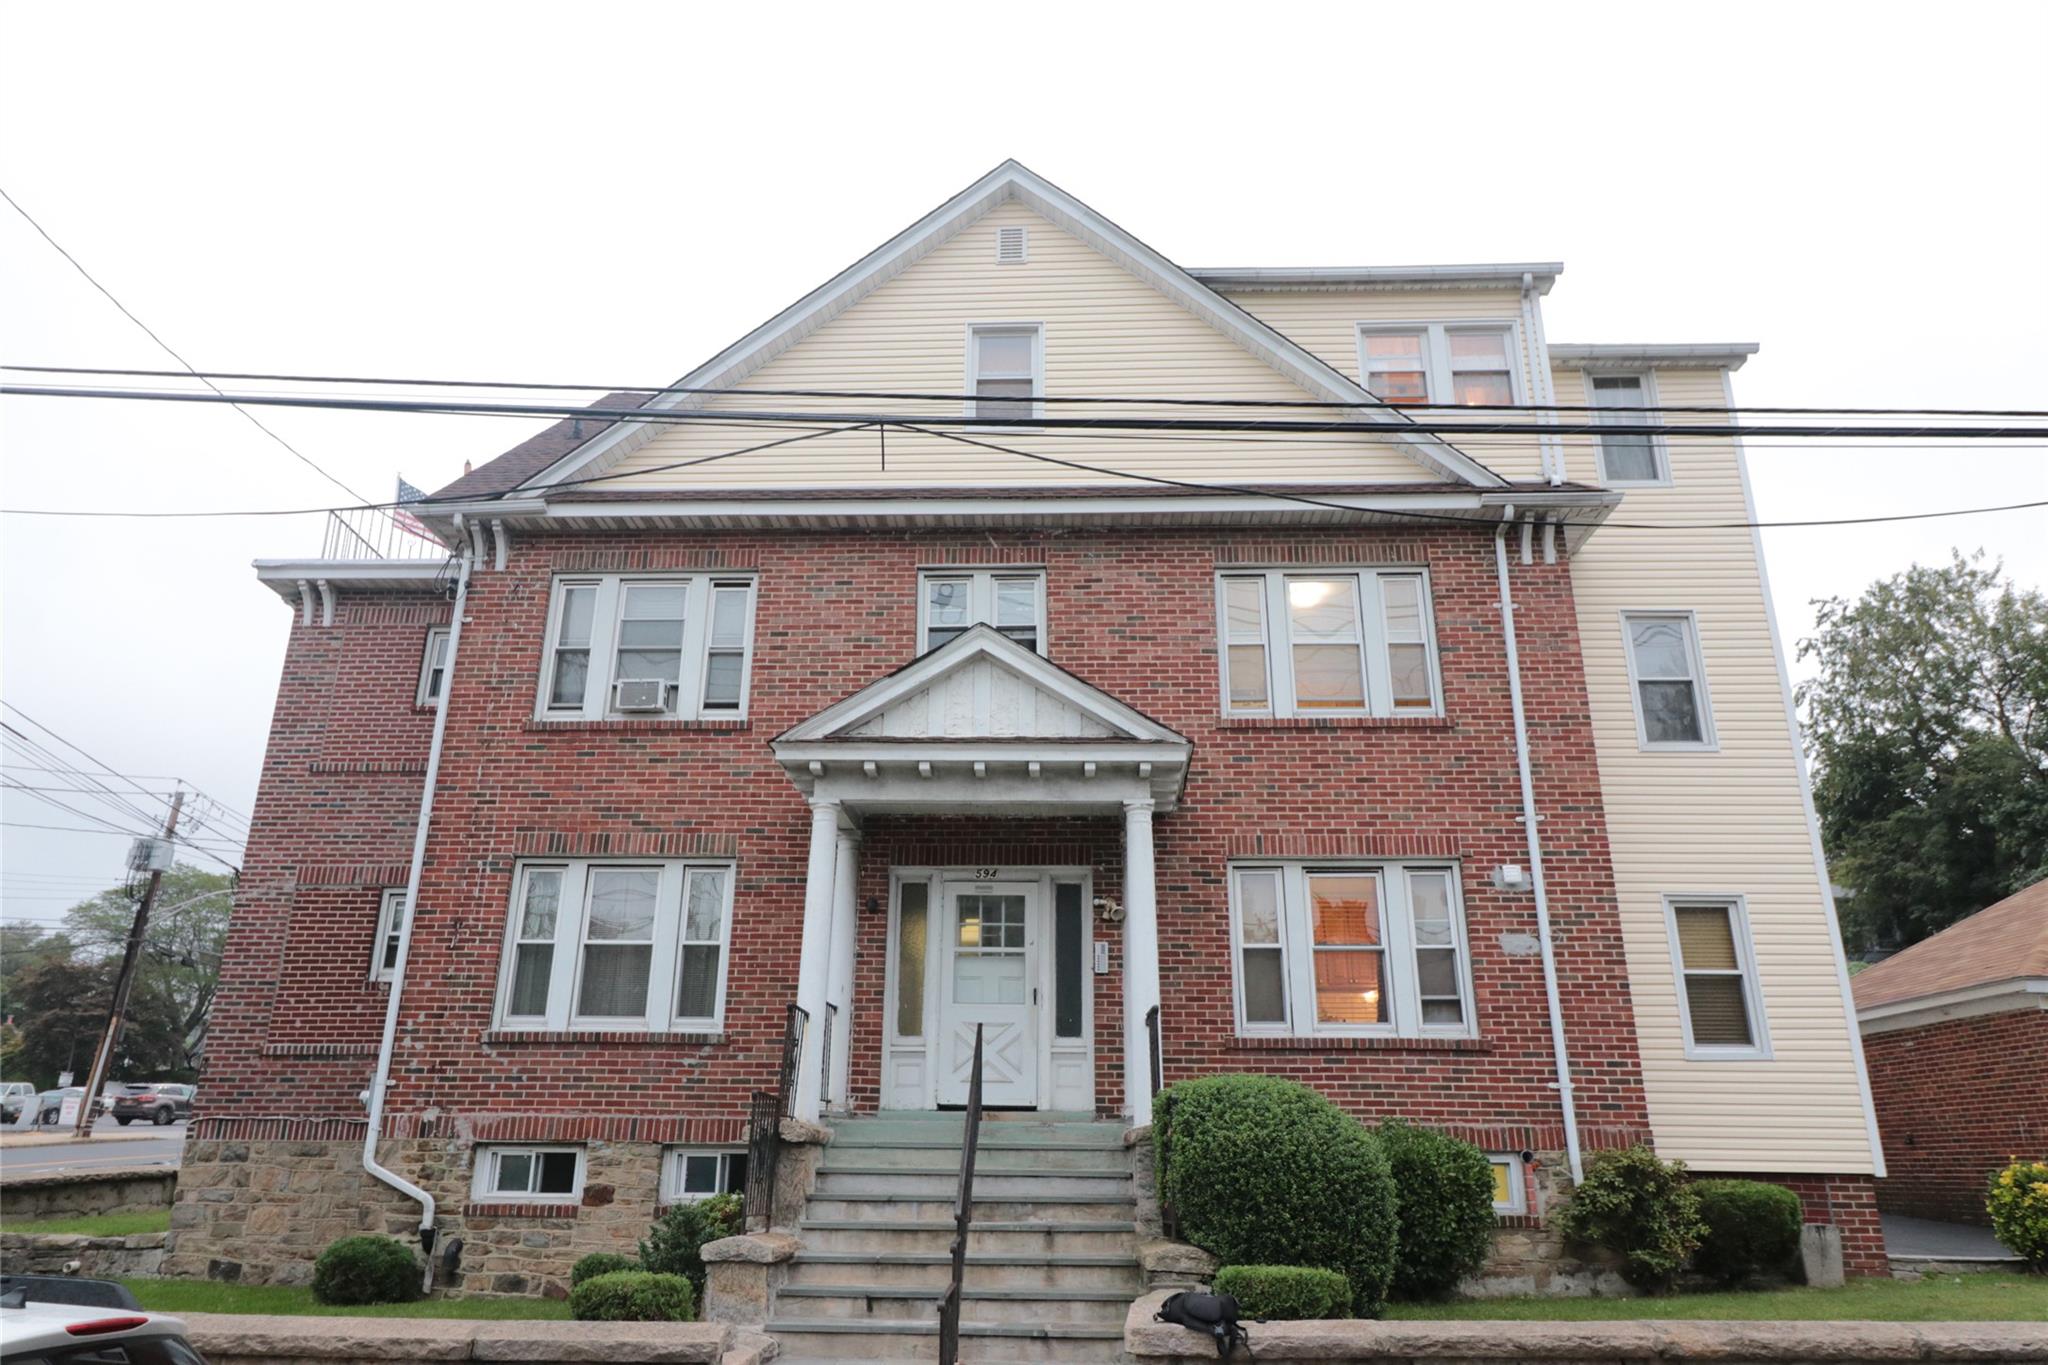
4, 2, 2044, 922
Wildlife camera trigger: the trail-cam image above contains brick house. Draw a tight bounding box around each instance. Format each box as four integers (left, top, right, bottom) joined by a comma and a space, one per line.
1854, 882, 2048, 1225
173, 163, 1887, 1327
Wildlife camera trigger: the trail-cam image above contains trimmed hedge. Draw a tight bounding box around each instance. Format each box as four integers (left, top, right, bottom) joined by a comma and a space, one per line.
1555, 1145, 1704, 1293
570, 1251, 639, 1286
1376, 1119, 1497, 1300
309, 1235, 420, 1306
1690, 1179, 1802, 1285
1213, 1265, 1352, 1321
1987, 1159, 2048, 1268
1156, 1075, 1398, 1317
568, 1270, 696, 1322
638, 1192, 742, 1298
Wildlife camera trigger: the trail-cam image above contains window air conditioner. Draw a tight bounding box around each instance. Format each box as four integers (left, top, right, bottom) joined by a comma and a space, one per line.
613, 678, 671, 712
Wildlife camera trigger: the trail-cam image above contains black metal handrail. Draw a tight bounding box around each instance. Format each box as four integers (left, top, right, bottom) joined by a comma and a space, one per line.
744, 1002, 808, 1231
1146, 1003, 1163, 1099
936, 1023, 984, 1365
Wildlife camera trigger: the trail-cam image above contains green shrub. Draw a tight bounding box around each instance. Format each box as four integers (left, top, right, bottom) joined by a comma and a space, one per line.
638, 1192, 743, 1298
1213, 1265, 1352, 1320
1554, 1146, 1704, 1293
1987, 1159, 2048, 1268
568, 1270, 696, 1322
1156, 1075, 1398, 1316
309, 1235, 420, 1305
1690, 1179, 1802, 1285
570, 1251, 638, 1286
1376, 1119, 1497, 1300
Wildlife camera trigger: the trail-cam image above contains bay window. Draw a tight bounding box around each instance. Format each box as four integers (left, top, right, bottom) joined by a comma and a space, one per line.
1229, 862, 1474, 1038
538, 575, 756, 721
1216, 569, 1441, 717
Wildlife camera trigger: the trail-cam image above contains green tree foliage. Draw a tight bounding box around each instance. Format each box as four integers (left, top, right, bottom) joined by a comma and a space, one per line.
1798, 553, 2048, 950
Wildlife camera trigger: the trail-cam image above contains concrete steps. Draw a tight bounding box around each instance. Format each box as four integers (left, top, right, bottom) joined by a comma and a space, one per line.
764, 1111, 1139, 1363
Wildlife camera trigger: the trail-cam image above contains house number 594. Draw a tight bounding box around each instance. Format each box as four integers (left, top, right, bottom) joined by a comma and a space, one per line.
973, 867, 1000, 880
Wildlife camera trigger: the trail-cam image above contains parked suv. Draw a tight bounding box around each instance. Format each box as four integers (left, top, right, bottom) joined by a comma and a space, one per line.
0, 1276, 208, 1363
0, 1083, 32, 1124
109, 1084, 192, 1127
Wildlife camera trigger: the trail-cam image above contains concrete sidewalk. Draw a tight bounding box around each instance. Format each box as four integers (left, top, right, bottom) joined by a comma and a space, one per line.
1882, 1212, 2019, 1262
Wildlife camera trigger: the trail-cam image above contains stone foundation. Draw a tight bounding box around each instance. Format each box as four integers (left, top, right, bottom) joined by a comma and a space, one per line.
0, 1231, 168, 1279
0, 1168, 178, 1221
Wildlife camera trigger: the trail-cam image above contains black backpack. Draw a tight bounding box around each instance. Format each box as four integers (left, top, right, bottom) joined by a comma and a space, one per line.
1154, 1290, 1252, 1360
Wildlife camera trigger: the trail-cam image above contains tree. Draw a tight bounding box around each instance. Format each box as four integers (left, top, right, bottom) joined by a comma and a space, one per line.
62, 865, 234, 1075
1798, 552, 2048, 951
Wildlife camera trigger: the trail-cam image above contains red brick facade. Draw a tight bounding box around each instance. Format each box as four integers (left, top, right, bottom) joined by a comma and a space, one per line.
1861, 1006, 2048, 1225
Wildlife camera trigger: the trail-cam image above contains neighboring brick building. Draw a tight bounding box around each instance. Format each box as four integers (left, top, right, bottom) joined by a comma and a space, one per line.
172, 162, 1887, 1296
1854, 882, 2048, 1225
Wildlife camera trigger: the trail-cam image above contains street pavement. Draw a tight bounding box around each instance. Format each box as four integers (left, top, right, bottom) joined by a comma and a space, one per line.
0, 1121, 187, 1178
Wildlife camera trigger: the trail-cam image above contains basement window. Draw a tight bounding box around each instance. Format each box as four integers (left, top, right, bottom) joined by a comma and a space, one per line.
1488, 1155, 1528, 1215
472, 1145, 583, 1203
662, 1147, 749, 1203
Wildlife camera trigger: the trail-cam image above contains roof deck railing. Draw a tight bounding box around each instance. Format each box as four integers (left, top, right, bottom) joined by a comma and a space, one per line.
320, 507, 449, 561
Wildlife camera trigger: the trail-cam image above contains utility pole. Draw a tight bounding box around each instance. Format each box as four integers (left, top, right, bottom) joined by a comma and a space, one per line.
73, 790, 183, 1138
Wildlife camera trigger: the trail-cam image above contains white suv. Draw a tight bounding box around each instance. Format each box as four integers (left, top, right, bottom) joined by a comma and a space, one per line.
0, 1084, 33, 1125
0, 1295, 206, 1365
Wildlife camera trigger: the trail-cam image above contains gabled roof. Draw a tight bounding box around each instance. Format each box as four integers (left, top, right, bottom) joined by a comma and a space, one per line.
1852, 879, 2048, 1012
503, 160, 1506, 495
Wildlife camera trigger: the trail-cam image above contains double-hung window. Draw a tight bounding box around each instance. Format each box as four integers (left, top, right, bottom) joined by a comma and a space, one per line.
417, 627, 451, 706
495, 860, 736, 1032
1665, 896, 1768, 1058
1217, 570, 1440, 718
1229, 863, 1474, 1038
371, 888, 407, 984
1356, 323, 1520, 407
664, 1147, 749, 1203
539, 575, 756, 720
1621, 611, 1715, 749
919, 569, 1045, 653
1588, 373, 1668, 485
966, 324, 1043, 423
472, 1145, 582, 1204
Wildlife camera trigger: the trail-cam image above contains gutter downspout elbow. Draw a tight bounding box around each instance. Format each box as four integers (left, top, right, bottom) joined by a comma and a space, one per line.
1494, 510, 1585, 1184
362, 514, 473, 1290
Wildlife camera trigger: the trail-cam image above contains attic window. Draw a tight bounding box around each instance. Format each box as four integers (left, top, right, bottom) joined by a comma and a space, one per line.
996, 226, 1028, 263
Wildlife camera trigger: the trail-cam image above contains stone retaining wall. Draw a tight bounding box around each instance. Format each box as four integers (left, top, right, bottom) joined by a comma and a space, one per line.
175, 1313, 765, 1365
0, 1231, 168, 1278
1, 1168, 178, 1221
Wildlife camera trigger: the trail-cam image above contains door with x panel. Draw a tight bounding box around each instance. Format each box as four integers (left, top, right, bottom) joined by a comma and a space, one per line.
936, 881, 1039, 1107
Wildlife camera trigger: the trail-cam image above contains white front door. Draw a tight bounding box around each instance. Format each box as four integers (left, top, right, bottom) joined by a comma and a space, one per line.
936, 880, 1040, 1107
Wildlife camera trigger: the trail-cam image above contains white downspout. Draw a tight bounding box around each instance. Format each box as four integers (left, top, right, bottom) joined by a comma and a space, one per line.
1521, 272, 1565, 487
361, 516, 474, 1288
1494, 507, 1585, 1183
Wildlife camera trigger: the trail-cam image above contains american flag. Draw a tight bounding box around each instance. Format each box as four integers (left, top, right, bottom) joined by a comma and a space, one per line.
394, 476, 433, 542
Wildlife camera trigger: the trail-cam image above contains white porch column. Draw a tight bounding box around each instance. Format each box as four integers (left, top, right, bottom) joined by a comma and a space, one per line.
793, 798, 841, 1122
1122, 797, 1161, 1128
825, 827, 861, 1111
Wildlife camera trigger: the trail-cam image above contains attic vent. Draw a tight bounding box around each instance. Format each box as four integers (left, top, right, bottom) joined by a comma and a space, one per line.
996, 225, 1028, 263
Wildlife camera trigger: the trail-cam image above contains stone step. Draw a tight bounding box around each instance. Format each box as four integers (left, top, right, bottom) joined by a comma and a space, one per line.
814, 1166, 1130, 1201
803, 1195, 1135, 1224
797, 1218, 1135, 1256
787, 1250, 1143, 1293
765, 1318, 1124, 1363
822, 1143, 1131, 1171
775, 1283, 1132, 1326
829, 1122, 1124, 1149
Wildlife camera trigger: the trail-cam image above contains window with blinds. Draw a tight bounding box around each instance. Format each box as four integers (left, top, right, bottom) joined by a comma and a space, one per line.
1669, 898, 1766, 1056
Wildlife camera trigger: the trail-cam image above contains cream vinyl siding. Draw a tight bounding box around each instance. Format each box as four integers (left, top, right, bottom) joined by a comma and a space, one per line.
1220, 287, 1549, 482
599, 202, 1437, 489
1564, 364, 1876, 1174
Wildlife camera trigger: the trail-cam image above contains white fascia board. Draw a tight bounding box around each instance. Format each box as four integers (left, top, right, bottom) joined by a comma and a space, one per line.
1550, 343, 1759, 371
252, 558, 447, 602
773, 740, 1192, 766
516, 160, 1508, 493
1190, 263, 1563, 295
1856, 977, 2048, 1034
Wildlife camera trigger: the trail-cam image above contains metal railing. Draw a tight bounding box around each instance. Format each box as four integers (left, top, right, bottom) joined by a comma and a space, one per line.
936, 1023, 985, 1365
319, 506, 449, 561
1146, 1004, 1163, 1100
744, 1002, 808, 1231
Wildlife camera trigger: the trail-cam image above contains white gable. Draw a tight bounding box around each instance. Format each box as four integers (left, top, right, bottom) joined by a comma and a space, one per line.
845, 656, 1122, 740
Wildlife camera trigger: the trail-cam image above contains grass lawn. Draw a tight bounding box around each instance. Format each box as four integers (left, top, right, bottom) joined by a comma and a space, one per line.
118, 1279, 571, 1320
7, 1210, 172, 1238
1387, 1272, 2048, 1322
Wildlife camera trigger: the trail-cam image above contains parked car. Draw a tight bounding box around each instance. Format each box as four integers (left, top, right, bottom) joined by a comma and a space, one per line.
110, 1083, 193, 1127
0, 1083, 33, 1124
0, 1276, 207, 1364
32, 1088, 105, 1126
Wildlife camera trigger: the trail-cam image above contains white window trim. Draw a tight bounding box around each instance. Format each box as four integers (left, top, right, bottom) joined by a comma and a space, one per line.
1619, 609, 1718, 751
1354, 320, 1527, 407
493, 859, 737, 1034
1227, 861, 1476, 1041
917, 567, 1048, 655
535, 574, 757, 722
1662, 893, 1772, 1061
1214, 569, 1444, 719
370, 887, 406, 985
470, 1144, 585, 1204
963, 322, 1045, 423
417, 627, 451, 707
661, 1146, 748, 1203
1585, 370, 1671, 488
1487, 1154, 1529, 1215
